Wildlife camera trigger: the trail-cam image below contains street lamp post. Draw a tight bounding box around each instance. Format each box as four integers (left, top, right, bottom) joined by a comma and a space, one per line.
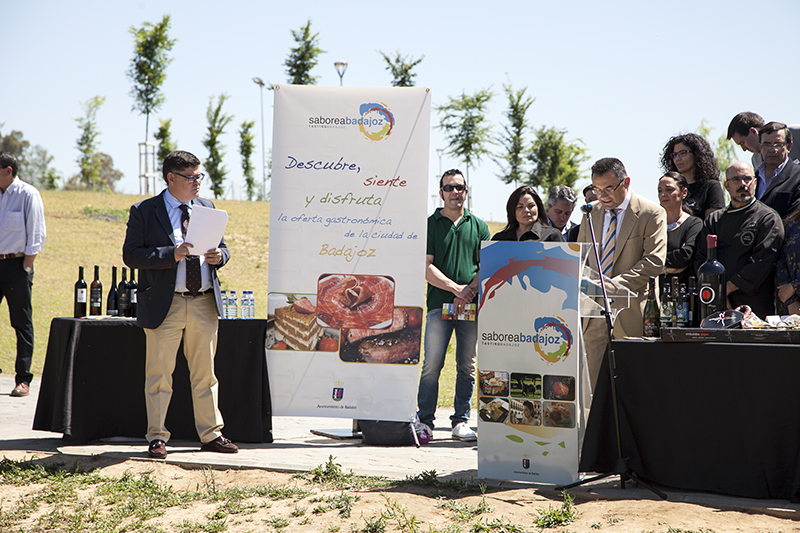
436, 148, 443, 177
334, 61, 348, 86
252, 77, 267, 200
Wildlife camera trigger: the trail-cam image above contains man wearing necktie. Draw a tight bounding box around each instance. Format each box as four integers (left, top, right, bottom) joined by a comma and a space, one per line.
578, 158, 667, 388
123, 150, 238, 459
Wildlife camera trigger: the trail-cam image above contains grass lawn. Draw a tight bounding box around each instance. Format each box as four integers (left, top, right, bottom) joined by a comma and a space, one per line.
0, 189, 503, 411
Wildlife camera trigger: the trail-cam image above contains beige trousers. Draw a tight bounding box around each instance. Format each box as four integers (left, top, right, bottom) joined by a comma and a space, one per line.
144, 292, 223, 444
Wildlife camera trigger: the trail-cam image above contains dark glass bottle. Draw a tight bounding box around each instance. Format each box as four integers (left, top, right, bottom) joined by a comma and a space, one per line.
676, 283, 688, 327
129, 268, 138, 318
698, 234, 727, 320
643, 277, 660, 337
107, 265, 119, 316
671, 277, 680, 327
687, 276, 698, 327
118, 267, 131, 317
660, 280, 673, 330
89, 265, 103, 316
74, 266, 87, 318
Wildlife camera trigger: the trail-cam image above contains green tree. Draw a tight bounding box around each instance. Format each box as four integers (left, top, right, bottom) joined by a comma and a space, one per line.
527, 126, 588, 193
0, 127, 60, 189
153, 118, 177, 173
495, 84, 535, 186
26, 146, 61, 190
378, 50, 424, 87
75, 96, 105, 190
0, 128, 30, 161
697, 119, 735, 178
65, 152, 122, 191
202, 94, 233, 199
127, 14, 177, 142
436, 88, 495, 188
285, 19, 325, 85
239, 120, 256, 201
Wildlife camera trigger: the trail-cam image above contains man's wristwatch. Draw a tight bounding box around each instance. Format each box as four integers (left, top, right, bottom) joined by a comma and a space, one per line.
23, 265, 33, 274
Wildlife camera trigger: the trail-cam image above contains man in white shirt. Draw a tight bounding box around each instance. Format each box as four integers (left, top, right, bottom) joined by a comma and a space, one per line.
0, 152, 46, 397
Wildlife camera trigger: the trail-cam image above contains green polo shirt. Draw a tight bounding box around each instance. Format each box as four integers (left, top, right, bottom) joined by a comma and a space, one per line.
427, 208, 490, 310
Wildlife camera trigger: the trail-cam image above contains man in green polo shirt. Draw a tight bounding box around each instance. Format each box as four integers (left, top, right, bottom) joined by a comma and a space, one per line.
416, 169, 490, 442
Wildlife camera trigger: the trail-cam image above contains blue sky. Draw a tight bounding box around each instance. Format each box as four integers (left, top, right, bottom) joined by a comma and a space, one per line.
5, 0, 799, 223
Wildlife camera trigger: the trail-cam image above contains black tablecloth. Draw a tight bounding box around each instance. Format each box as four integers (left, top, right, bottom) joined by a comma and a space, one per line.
33, 318, 273, 444
580, 339, 800, 501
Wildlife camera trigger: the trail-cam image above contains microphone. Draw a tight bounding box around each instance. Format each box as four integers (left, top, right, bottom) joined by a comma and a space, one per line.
580, 203, 593, 214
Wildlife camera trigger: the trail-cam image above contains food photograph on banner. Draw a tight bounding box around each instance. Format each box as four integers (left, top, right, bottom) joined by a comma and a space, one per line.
266, 85, 431, 422
476, 240, 583, 485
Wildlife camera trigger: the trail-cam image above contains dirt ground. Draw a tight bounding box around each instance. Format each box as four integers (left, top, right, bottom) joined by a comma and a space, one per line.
1, 450, 799, 533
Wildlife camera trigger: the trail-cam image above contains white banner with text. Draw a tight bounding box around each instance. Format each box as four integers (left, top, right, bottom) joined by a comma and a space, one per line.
477, 241, 583, 484
266, 85, 430, 420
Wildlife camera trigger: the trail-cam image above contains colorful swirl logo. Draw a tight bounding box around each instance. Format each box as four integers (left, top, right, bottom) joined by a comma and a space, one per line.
358, 102, 394, 141
532, 316, 572, 363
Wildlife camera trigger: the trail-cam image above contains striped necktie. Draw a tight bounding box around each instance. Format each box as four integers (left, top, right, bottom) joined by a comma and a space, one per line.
179, 204, 202, 294
600, 209, 617, 277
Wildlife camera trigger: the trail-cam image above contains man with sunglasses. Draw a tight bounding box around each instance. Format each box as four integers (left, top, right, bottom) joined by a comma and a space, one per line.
578, 158, 666, 388
694, 162, 783, 318
417, 169, 490, 442
123, 150, 238, 459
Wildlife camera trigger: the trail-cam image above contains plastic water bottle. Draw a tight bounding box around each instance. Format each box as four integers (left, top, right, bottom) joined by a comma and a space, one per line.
244, 291, 254, 319
220, 290, 228, 319
249, 291, 256, 318
229, 290, 238, 319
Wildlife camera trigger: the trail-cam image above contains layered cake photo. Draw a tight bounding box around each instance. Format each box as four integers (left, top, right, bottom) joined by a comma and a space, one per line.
267, 294, 338, 351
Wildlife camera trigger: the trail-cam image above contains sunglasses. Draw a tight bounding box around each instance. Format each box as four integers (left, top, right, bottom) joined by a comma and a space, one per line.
441, 184, 466, 192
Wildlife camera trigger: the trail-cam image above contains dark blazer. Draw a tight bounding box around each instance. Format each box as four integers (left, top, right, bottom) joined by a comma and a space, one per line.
122, 191, 229, 329
491, 220, 564, 242
756, 160, 800, 218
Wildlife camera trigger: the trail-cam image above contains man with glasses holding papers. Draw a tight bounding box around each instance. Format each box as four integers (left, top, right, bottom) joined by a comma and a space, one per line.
123, 150, 237, 459
578, 158, 666, 389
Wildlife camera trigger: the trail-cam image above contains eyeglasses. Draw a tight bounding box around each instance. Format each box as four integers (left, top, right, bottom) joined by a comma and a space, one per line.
670, 150, 693, 160
174, 172, 205, 183
441, 184, 466, 192
591, 180, 624, 197
727, 175, 755, 184
761, 142, 787, 150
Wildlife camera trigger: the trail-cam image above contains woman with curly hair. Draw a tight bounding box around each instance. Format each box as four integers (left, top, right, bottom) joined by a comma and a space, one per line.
660, 133, 725, 219
492, 185, 563, 242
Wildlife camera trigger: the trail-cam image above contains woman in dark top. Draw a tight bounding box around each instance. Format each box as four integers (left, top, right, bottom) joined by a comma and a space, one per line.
660, 133, 724, 219
492, 186, 563, 242
776, 208, 800, 315
658, 172, 703, 287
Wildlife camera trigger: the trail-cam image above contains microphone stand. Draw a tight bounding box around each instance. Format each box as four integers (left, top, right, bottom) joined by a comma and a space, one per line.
556, 204, 666, 500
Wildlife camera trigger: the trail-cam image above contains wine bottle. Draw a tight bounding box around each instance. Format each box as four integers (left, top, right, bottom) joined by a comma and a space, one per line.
687, 276, 698, 327
643, 277, 660, 337
676, 282, 688, 328
659, 280, 673, 330
129, 268, 138, 318
107, 265, 119, 316
670, 277, 680, 327
118, 267, 131, 317
89, 265, 103, 315
698, 234, 727, 320
74, 266, 87, 318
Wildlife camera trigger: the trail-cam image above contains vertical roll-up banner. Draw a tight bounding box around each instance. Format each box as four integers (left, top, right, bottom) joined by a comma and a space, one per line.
477, 241, 582, 484
267, 85, 431, 421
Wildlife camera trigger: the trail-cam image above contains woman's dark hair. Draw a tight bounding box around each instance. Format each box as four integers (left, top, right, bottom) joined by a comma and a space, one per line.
660, 133, 720, 182
659, 171, 693, 215
501, 186, 547, 234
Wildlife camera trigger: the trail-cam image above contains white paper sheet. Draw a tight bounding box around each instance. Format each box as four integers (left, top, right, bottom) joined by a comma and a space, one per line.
185, 205, 228, 255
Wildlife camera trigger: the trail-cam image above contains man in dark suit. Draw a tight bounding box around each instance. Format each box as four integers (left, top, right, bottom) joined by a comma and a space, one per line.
578, 158, 667, 388
755, 122, 800, 218
123, 150, 238, 459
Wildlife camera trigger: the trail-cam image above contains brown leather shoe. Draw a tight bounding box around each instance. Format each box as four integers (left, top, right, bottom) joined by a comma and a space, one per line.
201, 435, 238, 453
10, 383, 29, 397
148, 439, 167, 459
